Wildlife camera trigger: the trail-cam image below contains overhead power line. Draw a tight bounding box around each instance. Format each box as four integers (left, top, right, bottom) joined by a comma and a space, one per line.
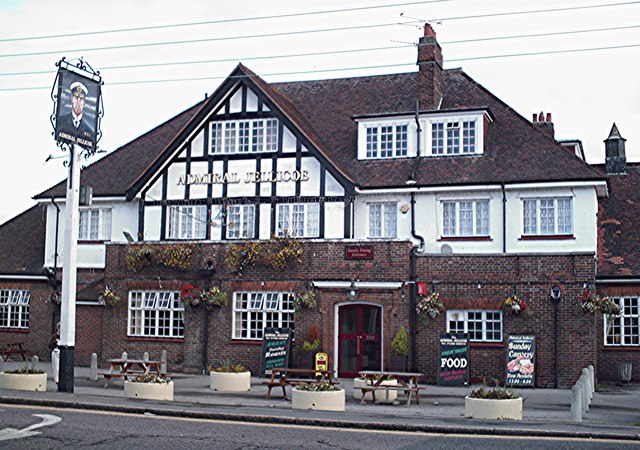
2, 41, 640, 93
0, 0, 452, 43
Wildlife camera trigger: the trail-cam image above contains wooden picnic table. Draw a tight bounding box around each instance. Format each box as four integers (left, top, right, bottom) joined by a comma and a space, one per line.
263, 367, 337, 400
102, 358, 166, 388
3, 342, 27, 361
358, 370, 423, 405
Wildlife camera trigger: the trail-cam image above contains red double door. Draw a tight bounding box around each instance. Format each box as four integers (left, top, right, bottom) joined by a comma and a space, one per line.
338, 304, 382, 377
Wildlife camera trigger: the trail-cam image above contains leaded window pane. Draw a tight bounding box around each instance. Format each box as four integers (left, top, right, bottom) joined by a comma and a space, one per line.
366, 127, 377, 158
446, 123, 460, 154
369, 204, 382, 238
396, 125, 408, 156
432, 123, 444, 154
380, 126, 393, 158
523, 200, 537, 235
459, 201, 473, 236
383, 203, 397, 238
462, 120, 476, 153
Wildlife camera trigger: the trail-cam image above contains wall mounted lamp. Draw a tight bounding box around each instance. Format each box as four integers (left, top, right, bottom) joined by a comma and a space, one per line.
349, 281, 357, 301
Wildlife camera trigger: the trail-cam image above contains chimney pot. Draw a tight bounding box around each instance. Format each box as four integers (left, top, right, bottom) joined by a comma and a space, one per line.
546, 113, 552, 122
532, 113, 537, 123
424, 23, 437, 37
538, 112, 544, 122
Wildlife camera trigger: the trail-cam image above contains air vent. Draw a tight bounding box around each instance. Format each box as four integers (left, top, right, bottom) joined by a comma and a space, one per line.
440, 244, 453, 254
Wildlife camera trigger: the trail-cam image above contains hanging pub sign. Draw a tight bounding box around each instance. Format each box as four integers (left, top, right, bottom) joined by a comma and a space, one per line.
437, 333, 470, 386
54, 62, 102, 150
260, 327, 292, 377
506, 335, 536, 387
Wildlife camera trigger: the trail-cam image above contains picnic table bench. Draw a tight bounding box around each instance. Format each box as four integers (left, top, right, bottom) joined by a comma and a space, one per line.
263, 367, 338, 400
100, 358, 168, 388
2, 342, 28, 361
358, 370, 423, 406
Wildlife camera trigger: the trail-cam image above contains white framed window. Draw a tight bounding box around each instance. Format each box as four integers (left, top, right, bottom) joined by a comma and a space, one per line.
226, 205, 255, 239
442, 200, 489, 237
430, 119, 478, 155
128, 291, 184, 338
211, 119, 279, 154
79, 208, 112, 241
167, 205, 207, 240
277, 203, 319, 238
232, 292, 295, 340
605, 297, 639, 346
364, 124, 409, 159
447, 310, 502, 342
0, 289, 30, 329
368, 202, 397, 238
522, 198, 572, 236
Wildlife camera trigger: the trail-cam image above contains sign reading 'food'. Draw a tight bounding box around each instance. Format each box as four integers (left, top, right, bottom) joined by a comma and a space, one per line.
438, 333, 470, 386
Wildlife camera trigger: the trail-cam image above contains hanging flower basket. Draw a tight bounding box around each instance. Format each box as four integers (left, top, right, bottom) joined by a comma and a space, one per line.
580, 290, 621, 317
504, 294, 528, 316
293, 290, 316, 312
99, 287, 120, 307
201, 287, 228, 309
416, 292, 443, 325
180, 283, 202, 308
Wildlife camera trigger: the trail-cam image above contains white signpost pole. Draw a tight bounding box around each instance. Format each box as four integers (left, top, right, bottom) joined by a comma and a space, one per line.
58, 144, 80, 392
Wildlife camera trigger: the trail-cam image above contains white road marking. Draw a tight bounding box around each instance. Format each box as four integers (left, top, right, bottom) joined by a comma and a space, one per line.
0, 414, 61, 442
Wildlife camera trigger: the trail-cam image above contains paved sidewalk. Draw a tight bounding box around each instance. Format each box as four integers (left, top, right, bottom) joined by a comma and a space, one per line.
0, 361, 638, 440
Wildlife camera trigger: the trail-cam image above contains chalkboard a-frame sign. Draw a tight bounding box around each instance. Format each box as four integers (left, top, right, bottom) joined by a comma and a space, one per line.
260, 327, 292, 377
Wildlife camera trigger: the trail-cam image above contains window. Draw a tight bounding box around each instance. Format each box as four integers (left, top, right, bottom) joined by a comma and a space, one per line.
364, 124, 408, 159
0, 289, 30, 329
128, 291, 184, 338
605, 297, 639, 346
431, 119, 477, 155
368, 202, 397, 238
226, 205, 255, 239
211, 119, 279, 154
167, 205, 207, 239
523, 198, 572, 236
447, 310, 502, 342
232, 292, 295, 340
277, 203, 319, 237
78, 208, 112, 241
442, 200, 489, 237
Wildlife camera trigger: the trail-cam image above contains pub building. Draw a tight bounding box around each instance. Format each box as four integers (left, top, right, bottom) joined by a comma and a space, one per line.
3, 24, 636, 388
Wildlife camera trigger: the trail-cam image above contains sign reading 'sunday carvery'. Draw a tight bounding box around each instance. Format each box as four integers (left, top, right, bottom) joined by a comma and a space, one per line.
506, 335, 535, 387
178, 170, 310, 185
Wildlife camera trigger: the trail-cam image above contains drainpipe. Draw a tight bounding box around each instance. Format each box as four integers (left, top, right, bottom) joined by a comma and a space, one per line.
501, 183, 507, 254
51, 197, 61, 334
410, 192, 425, 372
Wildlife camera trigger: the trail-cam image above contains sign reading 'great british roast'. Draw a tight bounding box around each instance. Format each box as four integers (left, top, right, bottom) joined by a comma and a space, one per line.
506, 335, 535, 387
438, 333, 469, 386
260, 327, 292, 377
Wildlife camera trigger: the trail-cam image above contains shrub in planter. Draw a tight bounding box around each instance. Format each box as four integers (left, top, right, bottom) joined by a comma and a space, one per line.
464, 385, 522, 420
124, 375, 174, 401
297, 324, 320, 369
389, 326, 408, 371
208, 363, 251, 392
292, 382, 345, 411
0, 367, 47, 392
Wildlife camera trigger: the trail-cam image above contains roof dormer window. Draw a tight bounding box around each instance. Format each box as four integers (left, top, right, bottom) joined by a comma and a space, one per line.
365, 124, 408, 159
431, 119, 477, 155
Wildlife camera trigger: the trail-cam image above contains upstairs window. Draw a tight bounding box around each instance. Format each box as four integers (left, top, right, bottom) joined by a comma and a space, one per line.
0, 289, 30, 329
605, 297, 639, 346
442, 200, 489, 237
364, 124, 408, 159
447, 310, 502, 342
226, 205, 255, 239
79, 208, 112, 241
431, 119, 477, 155
211, 119, 278, 154
167, 205, 207, 240
523, 198, 572, 236
277, 203, 319, 238
368, 202, 397, 238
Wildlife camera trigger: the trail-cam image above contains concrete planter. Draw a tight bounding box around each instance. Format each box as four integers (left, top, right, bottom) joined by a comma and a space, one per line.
464, 396, 522, 420
292, 387, 345, 411
124, 381, 174, 401
353, 378, 398, 403
0, 372, 47, 391
209, 371, 251, 392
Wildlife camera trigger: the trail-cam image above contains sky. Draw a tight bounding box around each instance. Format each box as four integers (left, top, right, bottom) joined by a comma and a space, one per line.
1, 0, 639, 224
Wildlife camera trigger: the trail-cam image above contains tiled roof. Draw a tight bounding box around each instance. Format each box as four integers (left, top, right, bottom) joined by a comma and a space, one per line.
34, 65, 604, 200
0, 205, 46, 275
34, 100, 205, 199
597, 164, 640, 278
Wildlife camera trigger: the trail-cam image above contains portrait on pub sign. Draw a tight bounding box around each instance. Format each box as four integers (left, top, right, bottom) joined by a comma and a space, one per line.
55, 68, 100, 149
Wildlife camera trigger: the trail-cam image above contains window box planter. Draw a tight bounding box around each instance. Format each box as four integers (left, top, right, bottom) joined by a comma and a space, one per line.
0, 372, 47, 391
464, 396, 522, 420
292, 386, 345, 411
209, 370, 251, 392
352, 377, 397, 403
124, 380, 174, 401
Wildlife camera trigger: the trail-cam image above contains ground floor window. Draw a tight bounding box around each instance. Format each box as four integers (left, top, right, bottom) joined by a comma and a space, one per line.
0, 289, 30, 329
128, 291, 184, 338
446, 309, 502, 342
232, 291, 295, 340
605, 297, 639, 346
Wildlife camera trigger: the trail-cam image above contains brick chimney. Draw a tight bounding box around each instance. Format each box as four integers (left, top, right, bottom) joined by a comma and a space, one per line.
604, 123, 627, 175
532, 111, 555, 138
417, 23, 443, 111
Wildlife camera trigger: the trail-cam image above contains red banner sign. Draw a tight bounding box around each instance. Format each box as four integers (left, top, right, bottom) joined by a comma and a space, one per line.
345, 246, 373, 260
